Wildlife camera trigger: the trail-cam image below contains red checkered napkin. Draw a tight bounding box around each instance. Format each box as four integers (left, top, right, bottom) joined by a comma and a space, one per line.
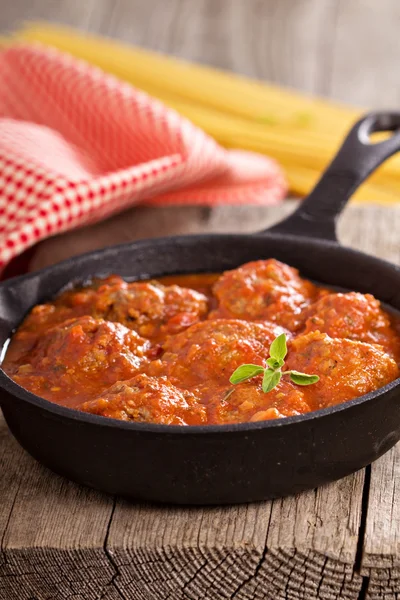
0, 43, 286, 270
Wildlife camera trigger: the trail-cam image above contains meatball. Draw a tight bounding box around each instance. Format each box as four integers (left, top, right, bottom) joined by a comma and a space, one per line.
211, 259, 317, 331
17, 275, 208, 342
91, 279, 208, 339
148, 319, 288, 387
17, 276, 125, 336
303, 292, 400, 360
3, 316, 152, 406
202, 379, 311, 425
80, 374, 207, 425
285, 331, 399, 410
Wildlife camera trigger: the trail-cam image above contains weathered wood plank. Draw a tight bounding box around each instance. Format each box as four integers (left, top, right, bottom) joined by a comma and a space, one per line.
241, 473, 364, 599
0, 0, 99, 33
0, 416, 117, 600
106, 500, 272, 599
330, 0, 400, 108
362, 449, 400, 600
104, 474, 364, 600
226, 0, 338, 94
336, 204, 400, 265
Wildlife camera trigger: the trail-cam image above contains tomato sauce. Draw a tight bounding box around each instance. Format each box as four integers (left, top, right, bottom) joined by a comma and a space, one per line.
3, 259, 400, 425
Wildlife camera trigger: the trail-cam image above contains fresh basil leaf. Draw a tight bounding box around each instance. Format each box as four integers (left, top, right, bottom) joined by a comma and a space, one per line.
269, 333, 287, 362
266, 357, 284, 369
262, 369, 282, 393
229, 364, 265, 385
289, 371, 320, 386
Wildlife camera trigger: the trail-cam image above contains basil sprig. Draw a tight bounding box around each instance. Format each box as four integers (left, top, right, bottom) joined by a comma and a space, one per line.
229, 333, 319, 393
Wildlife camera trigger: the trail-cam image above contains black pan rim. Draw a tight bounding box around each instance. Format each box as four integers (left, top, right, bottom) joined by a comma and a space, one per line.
1, 230, 399, 289
0, 231, 343, 291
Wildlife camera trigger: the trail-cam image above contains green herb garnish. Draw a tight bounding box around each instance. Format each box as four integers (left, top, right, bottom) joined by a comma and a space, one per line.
229, 333, 319, 393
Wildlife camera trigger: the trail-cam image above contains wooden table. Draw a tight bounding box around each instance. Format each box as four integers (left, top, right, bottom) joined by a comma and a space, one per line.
1, 2, 400, 599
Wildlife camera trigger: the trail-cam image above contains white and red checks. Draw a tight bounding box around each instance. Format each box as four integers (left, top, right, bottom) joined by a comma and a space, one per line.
0, 43, 286, 270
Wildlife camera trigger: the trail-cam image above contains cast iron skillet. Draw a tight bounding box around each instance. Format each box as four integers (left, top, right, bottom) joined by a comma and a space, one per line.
1, 112, 400, 505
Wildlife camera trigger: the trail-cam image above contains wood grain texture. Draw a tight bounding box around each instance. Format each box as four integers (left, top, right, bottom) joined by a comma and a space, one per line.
225, 0, 338, 94
0, 415, 117, 600
0, 418, 365, 600
0, 0, 99, 33
251, 474, 364, 599
362, 445, 400, 600
106, 482, 364, 599
107, 500, 272, 599
330, 0, 400, 108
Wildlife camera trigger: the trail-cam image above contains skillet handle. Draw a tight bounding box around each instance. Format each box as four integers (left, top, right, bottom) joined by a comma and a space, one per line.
266, 112, 400, 242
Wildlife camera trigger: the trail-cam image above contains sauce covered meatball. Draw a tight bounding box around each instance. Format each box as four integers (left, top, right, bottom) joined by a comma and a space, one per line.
285, 331, 399, 410
211, 259, 318, 331
17, 275, 208, 343
149, 319, 288, 387
303, 292, 400, 360
203, 379, 311, 424
3, 316, 152, 407
80, 373, 207, 425
17, 276, 126, 336
91, 279, 208, 340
